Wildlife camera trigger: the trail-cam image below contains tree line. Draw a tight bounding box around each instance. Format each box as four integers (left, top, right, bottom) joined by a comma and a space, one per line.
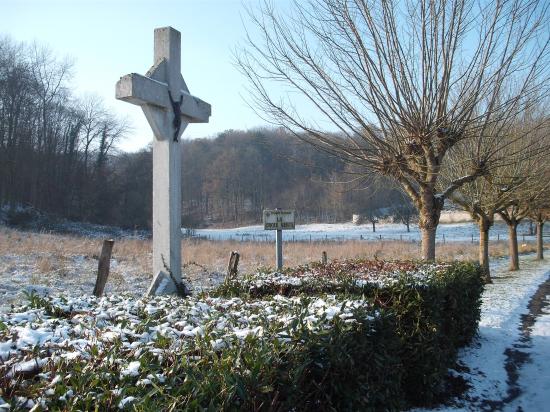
180, 128, 410, 227
0, 35, 410, 230
0, 36, 129, 224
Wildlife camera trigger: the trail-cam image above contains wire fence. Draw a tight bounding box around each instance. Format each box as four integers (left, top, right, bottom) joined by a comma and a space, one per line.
184, 231, 542, 244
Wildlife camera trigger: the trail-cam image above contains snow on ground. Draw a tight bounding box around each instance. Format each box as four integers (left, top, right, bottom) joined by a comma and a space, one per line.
0, 251, 225, 314
0, 253, 151, 313
414, 255, 550, 411
507, 295, 550, 411
192, 220, 545, 243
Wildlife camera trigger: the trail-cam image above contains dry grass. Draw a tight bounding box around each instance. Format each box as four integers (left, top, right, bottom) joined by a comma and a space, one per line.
180, 238, 538, 274
1, 226, 539, 280
36, 256, 56, 274
0, 227, 151, 273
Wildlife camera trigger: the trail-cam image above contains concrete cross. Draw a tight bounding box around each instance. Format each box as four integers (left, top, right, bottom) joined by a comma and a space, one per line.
116, 27, 211, 295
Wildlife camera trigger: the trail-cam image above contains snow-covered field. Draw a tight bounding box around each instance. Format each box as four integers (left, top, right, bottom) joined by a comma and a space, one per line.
192, 221, 545, 243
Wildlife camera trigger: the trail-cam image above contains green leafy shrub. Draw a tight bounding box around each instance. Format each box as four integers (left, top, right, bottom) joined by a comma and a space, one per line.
213, 259, 485, 405
1, 261, 483, 410
1, 294, 404, 411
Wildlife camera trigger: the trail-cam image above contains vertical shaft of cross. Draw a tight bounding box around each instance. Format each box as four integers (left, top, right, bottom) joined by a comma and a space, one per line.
152, 129, 182, 292
154, 27, 181, 96
151, 27, 183, 293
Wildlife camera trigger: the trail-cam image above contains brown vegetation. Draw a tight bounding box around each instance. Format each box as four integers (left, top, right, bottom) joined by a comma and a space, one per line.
0, 227, 539, 281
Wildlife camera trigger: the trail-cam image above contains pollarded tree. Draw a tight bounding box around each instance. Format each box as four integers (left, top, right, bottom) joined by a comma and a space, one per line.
449, 177, 512, 281
523, 157, 550, 261
237, 0, 550, 259
444, 105, 550, 277
530, 205, 550, 260
499, 202, 531, 270
496, 112, 550, 270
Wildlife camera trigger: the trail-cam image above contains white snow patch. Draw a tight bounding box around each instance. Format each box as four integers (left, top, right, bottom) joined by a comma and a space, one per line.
118, 396, 137, 409
120, 361, 141, 377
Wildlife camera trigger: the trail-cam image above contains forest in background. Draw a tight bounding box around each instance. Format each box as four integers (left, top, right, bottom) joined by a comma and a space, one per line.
0, 36, 411, 230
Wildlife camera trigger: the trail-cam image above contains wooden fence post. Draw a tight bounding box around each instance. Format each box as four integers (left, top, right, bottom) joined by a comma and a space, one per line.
93, 239, 115, 297
322, 251, 327, 265
226, 251, 240, 280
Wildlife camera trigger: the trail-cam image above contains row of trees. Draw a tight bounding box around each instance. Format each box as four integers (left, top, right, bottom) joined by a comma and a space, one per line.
0, 36, 128, 223
448, 126, 550, 278
237, 0, 550, 273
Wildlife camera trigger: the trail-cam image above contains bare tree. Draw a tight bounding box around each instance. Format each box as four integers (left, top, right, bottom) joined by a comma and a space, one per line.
499, 156, 549, 270
95, 114, 130, 171
450, 178, 511, 280
29, 43, 73, 153
530, 206, 549, 260
522, 155, 550, 261
446, 105, 550, 276
391, 195, 418, 233
237, 0, 549, 259
78, 94, 107, 173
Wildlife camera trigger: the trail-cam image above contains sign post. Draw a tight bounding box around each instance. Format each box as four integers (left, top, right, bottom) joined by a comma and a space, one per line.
263, 209, 295, 270
276, 229, 283, 270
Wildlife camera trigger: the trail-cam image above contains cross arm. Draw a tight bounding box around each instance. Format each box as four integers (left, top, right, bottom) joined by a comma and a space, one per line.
116, 73, 211, 123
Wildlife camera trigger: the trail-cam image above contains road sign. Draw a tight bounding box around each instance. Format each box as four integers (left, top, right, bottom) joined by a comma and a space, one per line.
263, 209, 295, 230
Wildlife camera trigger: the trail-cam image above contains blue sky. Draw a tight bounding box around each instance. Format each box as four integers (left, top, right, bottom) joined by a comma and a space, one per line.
1, 0, 288, 151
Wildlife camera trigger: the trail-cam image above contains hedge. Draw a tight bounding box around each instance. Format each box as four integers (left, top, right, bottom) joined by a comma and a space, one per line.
213, 259, 485, 405
0, 260, 483, 410
1, 294, 404, 411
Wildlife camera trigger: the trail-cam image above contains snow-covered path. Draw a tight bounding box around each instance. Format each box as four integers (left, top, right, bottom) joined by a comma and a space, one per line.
418, 256, 550, 411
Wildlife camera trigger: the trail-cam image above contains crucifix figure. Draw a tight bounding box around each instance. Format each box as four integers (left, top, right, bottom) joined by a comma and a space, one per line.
116, 27, 211, 295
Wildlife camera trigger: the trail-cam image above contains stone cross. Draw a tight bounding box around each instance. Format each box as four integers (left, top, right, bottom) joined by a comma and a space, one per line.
116, 27, 211, 295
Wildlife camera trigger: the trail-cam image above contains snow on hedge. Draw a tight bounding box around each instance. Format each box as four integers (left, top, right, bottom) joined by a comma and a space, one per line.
0, 292, 377, 372
0, 292, 386, 409
220, 260, 453, 294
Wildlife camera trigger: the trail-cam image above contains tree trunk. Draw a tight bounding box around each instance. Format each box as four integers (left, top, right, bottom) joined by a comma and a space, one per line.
508, 223, 519, 271
536, 221, 544, 260
418, 190, 442, 261
478, 217, 492, 283
421, 227, 436, 261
